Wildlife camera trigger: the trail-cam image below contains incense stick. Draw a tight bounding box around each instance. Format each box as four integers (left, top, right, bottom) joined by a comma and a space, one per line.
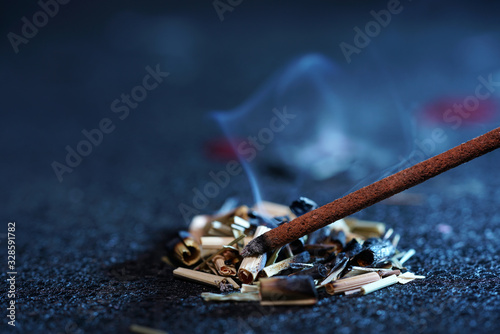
242, 126, 500, 256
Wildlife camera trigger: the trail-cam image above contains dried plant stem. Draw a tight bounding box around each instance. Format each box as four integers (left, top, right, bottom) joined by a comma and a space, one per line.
130, 324, 168, 334
195, 234, 246, 270
173, 267, 240, 289
238, 226, 271, 284
325, 272, 380, 295
361, 274, 399, 295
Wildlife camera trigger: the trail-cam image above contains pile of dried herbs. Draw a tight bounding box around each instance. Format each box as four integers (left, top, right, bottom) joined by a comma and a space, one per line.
167, 198, 424, 305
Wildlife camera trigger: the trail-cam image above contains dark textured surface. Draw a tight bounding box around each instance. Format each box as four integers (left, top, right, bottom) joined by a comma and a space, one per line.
2, 1, 500, 333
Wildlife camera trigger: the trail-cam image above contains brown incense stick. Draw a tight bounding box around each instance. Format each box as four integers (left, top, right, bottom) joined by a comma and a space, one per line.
241, 126, 500, 257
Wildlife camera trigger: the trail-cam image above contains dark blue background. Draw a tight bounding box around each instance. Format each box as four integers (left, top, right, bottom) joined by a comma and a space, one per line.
1, 1, 500, 333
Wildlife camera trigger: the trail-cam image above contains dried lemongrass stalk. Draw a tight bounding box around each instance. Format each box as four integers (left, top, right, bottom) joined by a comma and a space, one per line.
263, 251, 311, 278
201, 292, 260, 302
380, 269, 401, 278
344, 288, 361, 296
241, 284, 259, 293
350, 266, 394, 272
252, 201, 296, 219
233, 216, 251, 229
391, 257, 404, 270
328, 218, 351, 234
344, 217, 386, 238
238, 226, 271, 284
173, 267, 240, 290
208, 221, 234, 236
397, 272, 425, 284
167, 231, 201, 266
130, 324, 167, 334
260, 276, 317, 306
360, 274, 398, 295
214, 205, 250, 226
265, 247, 283, 267
201, 236, 252, 250
342, 266, 395, 279
392, 234, 401, 248
212, 254, 237, 276
383, 228, 394, 240
325, 272, 380, 295
195, 234, 246, 270
399, 249, 416, 265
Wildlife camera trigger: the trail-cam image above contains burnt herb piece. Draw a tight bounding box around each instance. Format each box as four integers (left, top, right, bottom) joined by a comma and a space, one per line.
304, 244, 339, 259
343, 239, 363, 258
352, 238, 395, 267
290, 263, 330, 279
320, 256, 349, 286
248, 211, 280, 228
306, 227, 331, 245
329, 230, 346, 248
290, 197, 319, 216
260, 276, 318, 306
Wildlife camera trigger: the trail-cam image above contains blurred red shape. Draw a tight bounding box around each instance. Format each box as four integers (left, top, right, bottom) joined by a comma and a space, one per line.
205, 137, 241, 161
421, 96, 498, 125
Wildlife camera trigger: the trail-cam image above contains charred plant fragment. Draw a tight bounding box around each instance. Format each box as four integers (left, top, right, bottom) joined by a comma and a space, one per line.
320, 256, 349, 286
248, 210, 280, 229
329, 229, 346, 248
304, 244, 340, 259
352, 238, 395, 267
290, 263, 330, 279
290, 197, 318, 216
343, 238, 363, 258
260, 276, 318, 305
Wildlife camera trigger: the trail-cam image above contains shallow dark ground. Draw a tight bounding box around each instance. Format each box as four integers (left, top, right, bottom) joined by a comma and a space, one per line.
2, 1, 500, 333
